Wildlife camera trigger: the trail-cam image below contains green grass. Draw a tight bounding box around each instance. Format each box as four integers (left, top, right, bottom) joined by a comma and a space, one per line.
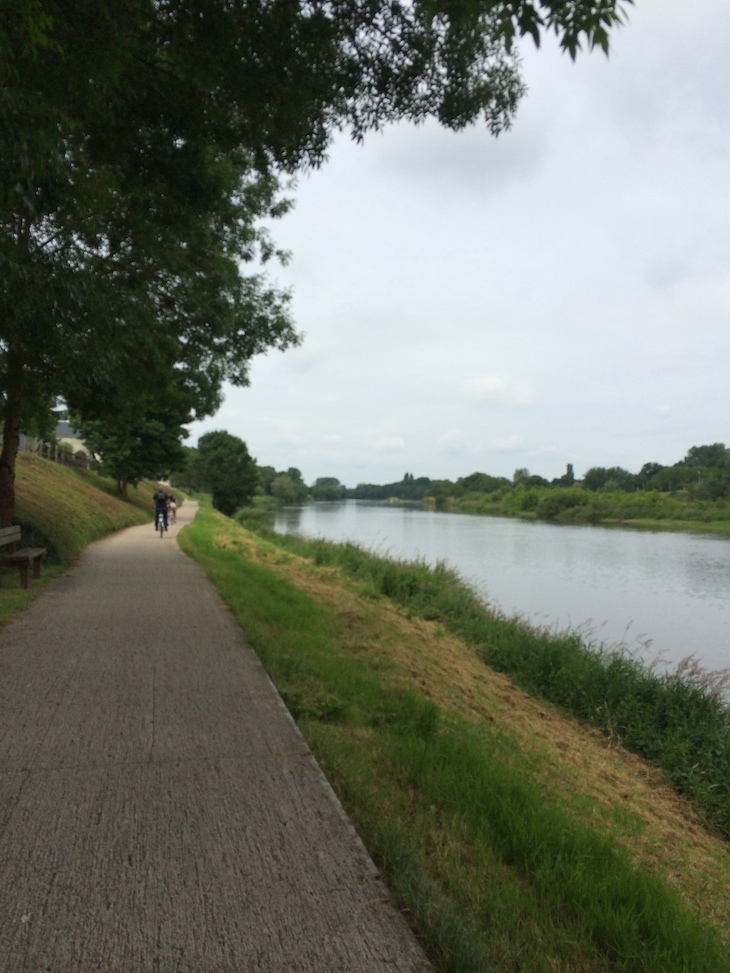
5, 465, 728, 969
14, 452, 154, 564
180, 505, 730, 973
0, 454, 154, 621
234, 510, 730, 844
448, 485, 730, 533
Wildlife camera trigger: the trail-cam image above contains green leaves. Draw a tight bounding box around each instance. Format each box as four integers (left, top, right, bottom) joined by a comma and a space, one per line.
195, 430, 260, 516
0, 0, 631, 522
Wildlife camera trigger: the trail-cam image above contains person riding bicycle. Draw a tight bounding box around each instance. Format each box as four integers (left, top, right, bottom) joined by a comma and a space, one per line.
152, 488, 169, 531
168, 493, 177, 523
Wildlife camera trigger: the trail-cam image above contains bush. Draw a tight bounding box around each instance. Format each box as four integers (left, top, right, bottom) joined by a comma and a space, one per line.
535, 488, 588, 520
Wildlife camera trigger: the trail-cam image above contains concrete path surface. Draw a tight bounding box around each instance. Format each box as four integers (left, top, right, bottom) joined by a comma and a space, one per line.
0, 502, 431, 972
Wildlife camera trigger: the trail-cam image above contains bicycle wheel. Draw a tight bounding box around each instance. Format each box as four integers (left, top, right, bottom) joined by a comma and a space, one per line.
157, 512, 165, 537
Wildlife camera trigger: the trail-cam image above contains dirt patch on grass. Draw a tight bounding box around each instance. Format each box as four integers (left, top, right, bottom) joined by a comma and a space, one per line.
215, 521, 730, 935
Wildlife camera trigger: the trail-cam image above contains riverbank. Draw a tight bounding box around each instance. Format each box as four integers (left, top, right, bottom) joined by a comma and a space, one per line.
180, 504, 730, 973
437, 485, 730, 535
239, 507, 730, 837
449, 503, 730, 536
269, 498, 730, 678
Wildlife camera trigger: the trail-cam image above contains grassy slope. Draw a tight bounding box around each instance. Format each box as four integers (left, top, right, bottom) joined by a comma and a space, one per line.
180, 506, 730, 973
236, 513, 730, 842
15, 453, 155, 561
0, 454, 154, 620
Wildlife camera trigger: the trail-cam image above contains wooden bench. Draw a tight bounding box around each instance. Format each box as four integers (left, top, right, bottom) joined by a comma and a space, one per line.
0, 525, 47, 589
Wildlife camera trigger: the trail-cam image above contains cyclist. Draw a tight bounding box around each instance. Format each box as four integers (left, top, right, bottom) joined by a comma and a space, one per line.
168, 493, 177, 523
152, 487, 169, 531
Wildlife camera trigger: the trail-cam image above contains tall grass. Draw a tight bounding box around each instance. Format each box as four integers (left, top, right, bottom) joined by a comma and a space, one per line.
182, 506, 730, 972
13, 453, 152, 564
235, 511, 730, 841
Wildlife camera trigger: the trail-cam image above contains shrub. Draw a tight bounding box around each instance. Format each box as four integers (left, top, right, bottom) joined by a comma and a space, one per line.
535, 488, 588, 520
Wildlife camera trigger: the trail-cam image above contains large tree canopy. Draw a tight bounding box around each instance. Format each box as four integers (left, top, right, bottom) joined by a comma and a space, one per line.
0, 0, 632, 523
195, 430, 260, 515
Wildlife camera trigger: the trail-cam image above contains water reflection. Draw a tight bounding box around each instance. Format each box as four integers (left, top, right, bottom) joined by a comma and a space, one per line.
274, 501, 730, 674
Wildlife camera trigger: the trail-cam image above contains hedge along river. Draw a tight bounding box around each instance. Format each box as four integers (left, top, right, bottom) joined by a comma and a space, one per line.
273, 501, 730, 676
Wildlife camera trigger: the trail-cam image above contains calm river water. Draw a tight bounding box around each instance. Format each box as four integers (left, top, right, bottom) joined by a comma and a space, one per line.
273, 501, 730, 675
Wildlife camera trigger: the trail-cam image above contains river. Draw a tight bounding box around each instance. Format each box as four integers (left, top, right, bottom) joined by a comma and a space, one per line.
273, 501, 730, 676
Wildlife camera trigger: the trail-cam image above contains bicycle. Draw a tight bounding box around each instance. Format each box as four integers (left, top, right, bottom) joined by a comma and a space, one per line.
155, 509, 167, 537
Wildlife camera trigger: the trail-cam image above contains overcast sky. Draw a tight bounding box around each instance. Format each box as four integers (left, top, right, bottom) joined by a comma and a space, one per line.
188, 0, 729, 488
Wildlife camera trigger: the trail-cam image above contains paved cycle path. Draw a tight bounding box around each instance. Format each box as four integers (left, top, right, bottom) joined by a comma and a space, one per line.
0, 502, 431, 972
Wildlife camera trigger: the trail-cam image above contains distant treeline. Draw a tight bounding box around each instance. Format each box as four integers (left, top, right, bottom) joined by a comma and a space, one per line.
305, 443, 730, 507
175, 438, 730, 525
347, 472, 434, 501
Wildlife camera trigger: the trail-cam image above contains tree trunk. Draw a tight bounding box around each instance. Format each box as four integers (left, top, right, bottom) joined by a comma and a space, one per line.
0, 373, 22, 528
0, 219, 33, 528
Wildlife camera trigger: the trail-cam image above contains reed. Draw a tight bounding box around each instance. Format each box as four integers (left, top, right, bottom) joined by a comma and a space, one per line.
234, 511, 730, 841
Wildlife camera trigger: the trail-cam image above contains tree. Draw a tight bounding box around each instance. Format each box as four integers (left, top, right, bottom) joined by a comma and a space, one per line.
0, 0, 632, 524
173, 447, 207, 495
582, 466, 635, 492
430, 479, 456, 509
257, 466, 279, 496
459, 471, 511, 494
0, 119, 297, 523
551, 463, 575, 487
1, 3, 302, 524
195, 431, 259, 516
311, 477, 347, 501
271, 472, 309, 504
523, 474, 549, 488
78, 413, 188, 498
649, 466, 701, 494
71, 370, 197, 495
681, 444, 729, 469
691, 471, 730, 502
636, 462, 666, 489
582, 467, 610, 491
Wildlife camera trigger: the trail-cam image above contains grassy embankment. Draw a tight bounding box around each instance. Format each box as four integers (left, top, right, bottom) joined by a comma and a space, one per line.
5, 461, 730, 969
0, 453, 154, 621
179, 503, 730, 973
442, 486, 730, 534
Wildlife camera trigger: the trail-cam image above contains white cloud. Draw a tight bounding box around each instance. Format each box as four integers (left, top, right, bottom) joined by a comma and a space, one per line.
283, 345, 320, 374
465, 374, 536, 407
438, 429, 468, 453
375, 437, 406, 452
643, 251, 696, 291
374, 110, 550, 197
187, 0, 730, 488
490, 436, 524, 452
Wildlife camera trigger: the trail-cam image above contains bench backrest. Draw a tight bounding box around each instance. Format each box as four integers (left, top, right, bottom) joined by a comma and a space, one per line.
0, 525, 22, 547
